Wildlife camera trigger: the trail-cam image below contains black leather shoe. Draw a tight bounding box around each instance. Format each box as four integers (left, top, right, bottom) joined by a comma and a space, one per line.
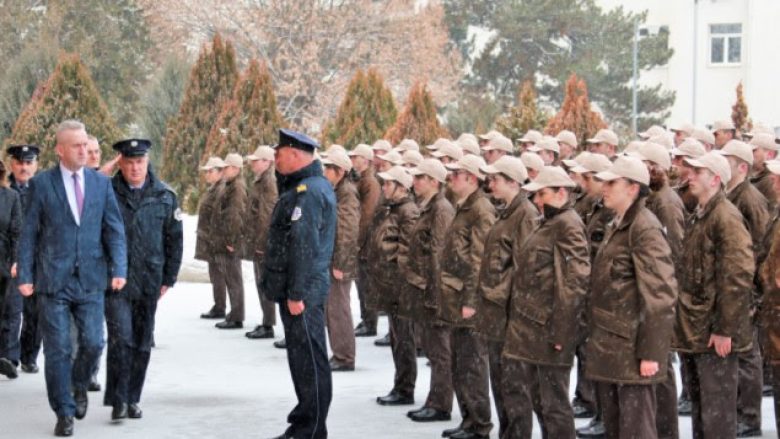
376, 391, 414, 406
200, 309, 225, 319
442, 426, 463, 437
216, 320, 243, 329
269, 435, 292, 439
410, 407, 451, 422
576, 419, 605, 438
0, 357, 18, 379
572, 402, 596, 419
354, 322, 377, 337
450, 431, 488, 439
736, 422, 762, 437
329, 360, 355, 372
374, 333, 391, 347
88, 377, 101, 392
246, 325, 274, 339
54, 416, 74, 436
128, 403, 143, 419
74, 389, 88, 420
677, 397, 692, 416
273, 338, 287, 349
21, 363, 39, 374
407, 406, 426, 418
111, 403, 128, 420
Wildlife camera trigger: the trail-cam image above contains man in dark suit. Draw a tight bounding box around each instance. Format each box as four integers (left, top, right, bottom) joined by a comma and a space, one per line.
17, 120, 127, 437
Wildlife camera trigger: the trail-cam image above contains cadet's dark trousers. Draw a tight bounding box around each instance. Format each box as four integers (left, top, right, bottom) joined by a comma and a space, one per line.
574, 339, 598, 412
502, 358, 574, 439
737, 327, 763, 429
326, 278, 355, 366
488, 340, 508, 437
20, 294, 42, 366
389, 314, 416, 397
422, 322, 453, 412
451, 327, 493, 436
207, 260, 226, 314
104, 292, 158, 407
655, 353, 679, 439
281, 301, 331, 439
598, 382, 657, 439
39, 278, 105, 418
213, 253, 244, 322
0, 277, 22, 364
355, 260, 377, 330
772, 363, 780, 435
681, 352, 738, 439
252, 259, 276, 327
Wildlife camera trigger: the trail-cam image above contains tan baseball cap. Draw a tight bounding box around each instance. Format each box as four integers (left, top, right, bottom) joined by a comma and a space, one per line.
528, 136, 560, 154
246, 145, 275, 161
671, 138, 707, 158
522, 166, 576, 192
633, 141, 671, 170
480, 155, 528, 183
321, 149, 353, 171
520, 152, 545, 171
749, 133, 780, 151
408, 158, 448, 183
744, 123, 774, 140
432, 141, 464, 161
427, 138, 454, 151
562, 151, 589, 168
402, 150, 424, 166
683, 151, 732, 186
639, 125, 667, 140
717, 140, 753, 165
457, 136, 482, 156
670, 122, 695, 135
482, 135, 514, 153
445, 154, 487, 180
377, 165, 413, 189
623, 140, 644, 154
372, 139, 393, 153
595, 156, 650, 186
348, 144, 374, 160
326, 144, 346, 154
555, 130, 578, 148
647, 134, 674, 150
691, 127, 715, 145
457, 133, 479, 145
376, 149, 404, 165
517, 129, 543, 144
396, 138, 420, 152
712, 119, 735, 132
765, 159, 780, 176
477, 130, 503, 141
224, 153, 244, 168
570, 152, 612, 174
586, 129, 619, 146
200, 156, 227, 171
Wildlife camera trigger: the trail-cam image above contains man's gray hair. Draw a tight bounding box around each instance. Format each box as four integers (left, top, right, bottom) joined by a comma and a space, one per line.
56, 119, 86, 135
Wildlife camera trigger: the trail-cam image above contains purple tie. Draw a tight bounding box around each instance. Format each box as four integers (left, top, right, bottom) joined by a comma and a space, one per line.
72, 173, 84, 217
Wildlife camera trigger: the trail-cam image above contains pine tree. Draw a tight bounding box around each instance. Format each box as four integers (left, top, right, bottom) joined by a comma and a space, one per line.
161, 34, 238, 206
384, 81, 447, 147
321, 68, 397, 149
494, 80, 548, 141
4, 53, 121, 168
545, 74, 607, 147
731, 81, 752, 135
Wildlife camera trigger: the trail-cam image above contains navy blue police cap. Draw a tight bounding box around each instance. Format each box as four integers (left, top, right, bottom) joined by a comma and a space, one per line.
6, 144, 40, 161
112, 139, 152, 157
276, 128, 319, 152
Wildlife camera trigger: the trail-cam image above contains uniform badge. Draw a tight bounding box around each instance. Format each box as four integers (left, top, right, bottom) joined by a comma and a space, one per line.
296, 184, 307, 193
291, 206, 303, 221
174, 207, 182, 221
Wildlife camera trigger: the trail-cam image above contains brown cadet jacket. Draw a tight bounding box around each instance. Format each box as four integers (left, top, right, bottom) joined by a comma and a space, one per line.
673, 191, 755, 354
675, 181, 699, 223
752, 168, 778, 211
357, 167, 381, 255
438, 189, 496, 328
586, 198, 678, 384
244, 168, 277, 261
573, 191, 597, 221
474, 193, 538, 341
195, 179, 224, 261
759, 207, 780, 363
584, 197, 615, 262
503, 203, 591, 367
365, 195, 419, 314
398, 190, 454, 321
646, 182, 686, 263
213, 174, 248, 255
331, 177, 361, 279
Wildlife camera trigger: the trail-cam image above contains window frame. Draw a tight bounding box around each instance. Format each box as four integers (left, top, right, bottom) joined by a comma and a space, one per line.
708, 23, 743, 66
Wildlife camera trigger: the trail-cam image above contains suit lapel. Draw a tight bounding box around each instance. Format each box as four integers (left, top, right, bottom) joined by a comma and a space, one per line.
50, 168, 78, 225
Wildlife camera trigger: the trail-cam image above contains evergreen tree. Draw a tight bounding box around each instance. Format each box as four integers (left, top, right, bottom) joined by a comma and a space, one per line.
4, 53, 121, 168
545, 74, 607, 147
494, 80, 548, 141
321, 68, 397, 149
385, 81, 448, 147
161, 34, 238, 206
731, 81, 752, 135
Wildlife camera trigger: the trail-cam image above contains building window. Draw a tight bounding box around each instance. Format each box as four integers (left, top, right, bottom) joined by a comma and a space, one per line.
710, 23, 742, 65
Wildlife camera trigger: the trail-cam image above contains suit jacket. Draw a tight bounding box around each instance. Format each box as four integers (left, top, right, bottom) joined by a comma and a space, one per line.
17, 166, 127, 294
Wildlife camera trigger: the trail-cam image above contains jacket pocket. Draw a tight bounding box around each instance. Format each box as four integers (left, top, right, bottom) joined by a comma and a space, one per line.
441, 272, 464, 292
517, 301, 551, 326
593, 307, 633, 339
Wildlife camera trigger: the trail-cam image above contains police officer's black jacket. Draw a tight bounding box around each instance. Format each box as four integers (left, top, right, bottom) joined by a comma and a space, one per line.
9, 174, 31, 212
0, 186, 21, 277
262, 159, 337, 306
111, 169, 183, 299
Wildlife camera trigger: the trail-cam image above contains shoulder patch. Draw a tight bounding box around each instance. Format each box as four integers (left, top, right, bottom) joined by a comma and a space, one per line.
174, 207, 182, 222
296, 184, 307, 193
291, 206, 303, 221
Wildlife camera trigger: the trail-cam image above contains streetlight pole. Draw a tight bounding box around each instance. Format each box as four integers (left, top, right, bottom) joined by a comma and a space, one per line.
692, 0, 699, 124
632, 18, 639, 136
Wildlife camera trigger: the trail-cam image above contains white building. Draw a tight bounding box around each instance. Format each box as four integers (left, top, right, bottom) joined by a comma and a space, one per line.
597, 0, 780, 132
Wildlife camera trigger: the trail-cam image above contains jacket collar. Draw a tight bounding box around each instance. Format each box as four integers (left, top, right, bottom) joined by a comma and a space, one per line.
112, 168, 165, 197
277, 160, 324, 192
611, 196, 647, 232
455, 188, 483, 212
542, 200, 571, 222
694, 190, 726, 221
726, 178, 750, 202
498, 192, 527, 219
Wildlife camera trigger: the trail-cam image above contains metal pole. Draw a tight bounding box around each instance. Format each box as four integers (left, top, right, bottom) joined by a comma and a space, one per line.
692, 0, 699, 124
632, 18, 639, 136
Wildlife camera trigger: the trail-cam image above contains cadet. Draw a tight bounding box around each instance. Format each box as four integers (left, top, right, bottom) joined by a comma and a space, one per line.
262, 129, 336, 439
750, 133, 779, 210
0, 158, 21, 380
712, 119, 737, 149
586, 129, 620, 160
244, 146, 279, 340
674, 152, 754, 438
474, 156, 537, 437
197, 157, 227, 319
480, 135, 513, 165
439, 155, 496, 439
502, 166, 590, 439
320, 149, 360, 371
104, 139, 183, 420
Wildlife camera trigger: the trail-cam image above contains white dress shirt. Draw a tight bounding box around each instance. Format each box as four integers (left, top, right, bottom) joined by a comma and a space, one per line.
59, 163, 85, 226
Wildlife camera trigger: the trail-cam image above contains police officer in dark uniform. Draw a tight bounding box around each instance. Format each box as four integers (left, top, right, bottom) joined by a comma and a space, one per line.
262, 129, 337, 439
103, 139, 183, 421
0, 144, 40, 378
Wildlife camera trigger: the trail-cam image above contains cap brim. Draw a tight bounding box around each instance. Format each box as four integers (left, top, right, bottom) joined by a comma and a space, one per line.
561, 159, 578, 168
526, 146, 542, 152
521, 181, 545, 192
444, 163, 462, 171
683, 157, 706, 168
480, 164, 499, 174
407, 167, 424, 176
585, 138, 599, 143
431, 151, 446, 158
376, 171, 394, 181
570, 165, 590, 174
594, 170, 622, 182
765, 161, 780, 175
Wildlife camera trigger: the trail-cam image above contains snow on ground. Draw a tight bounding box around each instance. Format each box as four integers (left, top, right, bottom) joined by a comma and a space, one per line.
0, 215, 776, 438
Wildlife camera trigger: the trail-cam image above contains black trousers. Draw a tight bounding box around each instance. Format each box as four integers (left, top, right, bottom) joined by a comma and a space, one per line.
772, 363, 780, 436
655, 353, 679, 439
389, 314, 416, 397
281, 302, 331, 439
737, 327, 763, 429
488, 340, 508, 437
355, 260, 377, 330
681, 352, 738, 439
451, 328, 493, 436
598, 382, 657, 439
20, 295, 42, 366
